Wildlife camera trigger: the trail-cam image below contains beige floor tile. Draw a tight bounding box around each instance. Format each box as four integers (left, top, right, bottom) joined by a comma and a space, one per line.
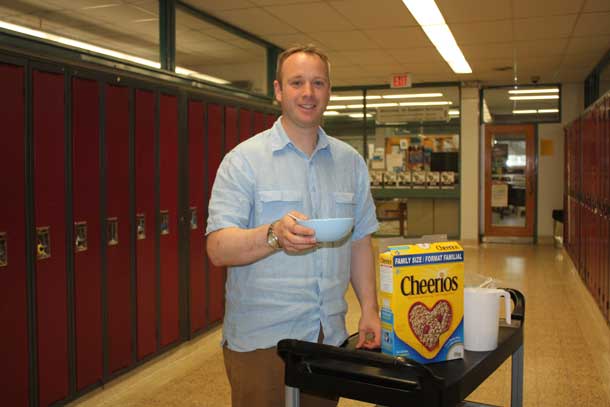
69, 243, 610, 407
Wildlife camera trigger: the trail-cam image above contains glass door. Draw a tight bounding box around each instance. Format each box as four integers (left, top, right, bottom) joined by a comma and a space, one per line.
484, 124, 536, 239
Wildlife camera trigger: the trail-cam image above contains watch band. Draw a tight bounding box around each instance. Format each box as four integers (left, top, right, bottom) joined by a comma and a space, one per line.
267, 221, 281, 249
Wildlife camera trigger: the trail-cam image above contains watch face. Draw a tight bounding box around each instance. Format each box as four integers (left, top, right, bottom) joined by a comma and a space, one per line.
267, 224, 280, 249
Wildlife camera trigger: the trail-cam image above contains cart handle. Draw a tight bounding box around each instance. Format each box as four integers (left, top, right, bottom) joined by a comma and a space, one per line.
277, 338, 443, 384
503, 288, 525, 324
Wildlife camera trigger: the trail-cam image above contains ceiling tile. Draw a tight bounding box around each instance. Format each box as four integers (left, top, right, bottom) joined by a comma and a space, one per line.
214, 7, 298, 35
265, 2, 354, 32
335, 49, 398, 65
560, 53, 604, 70
328, 0, 416, 30
461, 43, 514, 61
180, 0, 255, 11
565, 35, 610, 54
584, 0, 610, 12
249, 0, 315, 5
513, 15, 578, 41
308, 30, 379, 51
450, 20, 513, 45
514, 39, 569, 58
386, 47, 445, 65
573, 12, 610, 36
264, 33, 321, 49
513, 0, 584, 18
365, 27, 429, 49
436, 0, 511, 23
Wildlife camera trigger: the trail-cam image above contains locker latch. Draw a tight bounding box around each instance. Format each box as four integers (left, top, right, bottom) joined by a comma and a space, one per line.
160, 210, 170, 235
0, 232, 7, 267
190, 207, 198, 230
107, 217, 118, 246
36, 227, 51, 260
137, 214, 146, 240
75, 221, 88, 252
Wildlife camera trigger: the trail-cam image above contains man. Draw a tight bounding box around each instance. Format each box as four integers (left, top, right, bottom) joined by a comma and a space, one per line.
206, 45, 380, 407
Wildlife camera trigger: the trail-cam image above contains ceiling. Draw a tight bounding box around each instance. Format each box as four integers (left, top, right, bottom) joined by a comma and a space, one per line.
0, 0, 608, 89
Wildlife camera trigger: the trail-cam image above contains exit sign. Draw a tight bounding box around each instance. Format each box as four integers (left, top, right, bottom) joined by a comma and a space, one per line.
391, 73, 412, 88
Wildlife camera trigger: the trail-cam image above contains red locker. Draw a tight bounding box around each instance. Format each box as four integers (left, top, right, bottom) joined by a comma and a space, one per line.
159, 94, 179, 347
265, 112, 276, 130
225, 106, 239, 151
253, 111, 266, 135
207, 103, 225, 324
33, 69, 69, 406
238, 108, 252, 142
188, 100, 207, 334
134, 89, 157, 359
72, 77, 103, 390
104, 84, 132, 373
0, 63, 28, 406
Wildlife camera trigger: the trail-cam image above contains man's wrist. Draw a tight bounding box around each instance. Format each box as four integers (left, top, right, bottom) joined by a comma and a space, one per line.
266, 221, 281, 250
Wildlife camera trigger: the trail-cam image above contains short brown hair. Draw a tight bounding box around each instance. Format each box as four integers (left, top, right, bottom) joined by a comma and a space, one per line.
276, 44, 331, 85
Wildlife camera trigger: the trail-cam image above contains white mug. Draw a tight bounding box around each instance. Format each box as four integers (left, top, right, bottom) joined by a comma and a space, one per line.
463, 287, 512, 352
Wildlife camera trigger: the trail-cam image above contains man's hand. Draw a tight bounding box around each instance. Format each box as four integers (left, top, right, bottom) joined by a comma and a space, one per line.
355, 308, 381, 349
275, 211, 318, 253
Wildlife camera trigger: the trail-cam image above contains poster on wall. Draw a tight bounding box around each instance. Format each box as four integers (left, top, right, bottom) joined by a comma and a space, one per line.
491, 183, 508, 207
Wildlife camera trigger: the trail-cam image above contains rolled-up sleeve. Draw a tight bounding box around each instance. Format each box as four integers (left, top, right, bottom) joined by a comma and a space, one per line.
206, 150, 254, 235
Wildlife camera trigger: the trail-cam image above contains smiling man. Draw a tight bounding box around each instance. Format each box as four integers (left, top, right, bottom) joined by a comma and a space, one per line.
206, 45, 380, 407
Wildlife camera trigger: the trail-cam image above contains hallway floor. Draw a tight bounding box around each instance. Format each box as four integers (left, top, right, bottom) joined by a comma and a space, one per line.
70, 243, 610, 407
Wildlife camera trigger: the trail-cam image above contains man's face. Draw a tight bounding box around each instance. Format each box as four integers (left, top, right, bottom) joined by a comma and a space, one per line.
273, 52, 330, 131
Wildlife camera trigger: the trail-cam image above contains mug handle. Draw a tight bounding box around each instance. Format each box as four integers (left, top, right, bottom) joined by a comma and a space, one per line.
497, 289, 512, 325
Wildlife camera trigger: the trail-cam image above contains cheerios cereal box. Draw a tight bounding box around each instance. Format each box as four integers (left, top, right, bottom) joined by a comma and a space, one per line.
379, 241, 464, 363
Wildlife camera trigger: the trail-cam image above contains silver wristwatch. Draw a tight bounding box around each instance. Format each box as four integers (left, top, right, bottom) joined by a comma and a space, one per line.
266, 221, 281, 249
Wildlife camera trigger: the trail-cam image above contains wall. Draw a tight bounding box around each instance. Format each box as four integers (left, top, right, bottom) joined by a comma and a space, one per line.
460, 87, 480, 243
537, 83, 583, 240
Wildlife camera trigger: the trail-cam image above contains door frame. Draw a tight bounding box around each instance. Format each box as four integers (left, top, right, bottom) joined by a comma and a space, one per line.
483, 124, 537, 239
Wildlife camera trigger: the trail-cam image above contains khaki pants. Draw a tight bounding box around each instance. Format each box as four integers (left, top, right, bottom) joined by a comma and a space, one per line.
223, 331, 338, 407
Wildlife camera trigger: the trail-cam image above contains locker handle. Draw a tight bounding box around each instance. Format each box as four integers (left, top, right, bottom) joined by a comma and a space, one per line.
189, 206, 198, 230
0, 232, 7, 267
75, 221, 88, 252
160, 210, 170, 235
137, 214, 146, 240
107, 217, 119, 246
36, 226, 51, 260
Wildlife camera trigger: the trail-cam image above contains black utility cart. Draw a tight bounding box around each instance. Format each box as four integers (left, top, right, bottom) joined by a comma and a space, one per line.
278, 288, 525, 407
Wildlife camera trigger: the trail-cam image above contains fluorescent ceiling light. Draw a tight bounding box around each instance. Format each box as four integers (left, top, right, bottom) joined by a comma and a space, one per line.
509, 95, 559, 100
448, 109, 459, 116
348, 113, 373, 118
508, 88, 559, 94
382, 93, 443, 99
401, 0, 472, 74
513, 109, 559, 114
0, 19, 230, 85
327, 105, 348, 110
399, 101, 452, 106
329, 95, 381, 101
323, 111, 340, 116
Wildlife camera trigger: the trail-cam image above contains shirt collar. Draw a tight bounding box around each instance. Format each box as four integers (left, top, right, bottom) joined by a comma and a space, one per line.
270, 117, 331, 156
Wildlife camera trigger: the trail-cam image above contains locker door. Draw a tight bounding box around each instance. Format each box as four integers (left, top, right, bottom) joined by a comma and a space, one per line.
104, 84, 132, 374
188, 100, 206, 334
0, 63, 28, 406
33, 69, 69, 406
206, 103, 225, 324
253, 111, 266, 135
225, 106, 238, 151
134, 89, 157, 359
238, 108, 252, 142
159, 94, 179, 347
72, 77, 102, 390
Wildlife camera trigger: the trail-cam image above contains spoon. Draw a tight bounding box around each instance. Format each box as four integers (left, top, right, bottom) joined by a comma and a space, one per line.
286, 213, 301, 223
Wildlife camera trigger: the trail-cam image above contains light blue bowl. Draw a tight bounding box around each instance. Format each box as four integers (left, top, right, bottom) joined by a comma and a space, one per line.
298, 217, 354, 242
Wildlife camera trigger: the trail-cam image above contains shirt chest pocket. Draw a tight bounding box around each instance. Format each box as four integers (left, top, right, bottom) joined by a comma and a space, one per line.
333, 192, 355, 218
258, 190, 304, 225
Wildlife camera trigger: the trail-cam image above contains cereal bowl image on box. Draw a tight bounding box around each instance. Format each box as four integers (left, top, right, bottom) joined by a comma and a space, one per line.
298, 217, 353, 242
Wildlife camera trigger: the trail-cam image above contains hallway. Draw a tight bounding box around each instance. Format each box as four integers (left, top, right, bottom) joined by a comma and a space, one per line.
71, 243, 610, 407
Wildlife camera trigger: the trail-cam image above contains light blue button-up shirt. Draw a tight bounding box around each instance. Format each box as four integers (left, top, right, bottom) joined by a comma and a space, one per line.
206, 118, 378, 352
